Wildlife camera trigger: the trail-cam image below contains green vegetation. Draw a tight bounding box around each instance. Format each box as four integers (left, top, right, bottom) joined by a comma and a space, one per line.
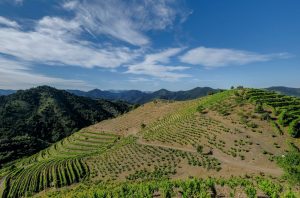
0, 86, 131, 165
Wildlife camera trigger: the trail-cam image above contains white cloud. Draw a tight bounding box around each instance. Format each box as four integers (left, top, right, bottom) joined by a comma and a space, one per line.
63, 0, 189, 46
0, 57, 92, 90
180, 46, 290, 68
0, 16, 20, 28
126, 48, 190, 80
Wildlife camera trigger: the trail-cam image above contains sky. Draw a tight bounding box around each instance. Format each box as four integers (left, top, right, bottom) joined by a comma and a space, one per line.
0, 0, 299, 91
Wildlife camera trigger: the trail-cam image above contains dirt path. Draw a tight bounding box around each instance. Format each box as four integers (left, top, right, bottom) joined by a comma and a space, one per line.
137, 138, 282, 176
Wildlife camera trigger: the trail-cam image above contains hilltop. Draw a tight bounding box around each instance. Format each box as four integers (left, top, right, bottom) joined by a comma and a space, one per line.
0, 88, 299, 197
0, 86, 131, 166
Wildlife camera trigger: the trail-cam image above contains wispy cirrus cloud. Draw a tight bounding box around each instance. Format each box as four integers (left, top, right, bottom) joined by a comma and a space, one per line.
180, 46, 291, 68
63, 0, 190, 46
126, 48, 190, 80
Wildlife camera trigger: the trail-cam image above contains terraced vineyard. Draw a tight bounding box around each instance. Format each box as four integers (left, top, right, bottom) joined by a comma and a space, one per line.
246, 89, 300, 137
0, 89, 299, 197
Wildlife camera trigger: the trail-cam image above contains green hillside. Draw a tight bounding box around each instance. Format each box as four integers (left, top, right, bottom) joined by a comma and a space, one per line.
0, 86, 131, 166
0, 88, 299, 197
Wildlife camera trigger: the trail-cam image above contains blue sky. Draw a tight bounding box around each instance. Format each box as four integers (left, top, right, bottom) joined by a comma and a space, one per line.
0, 0, 299, 91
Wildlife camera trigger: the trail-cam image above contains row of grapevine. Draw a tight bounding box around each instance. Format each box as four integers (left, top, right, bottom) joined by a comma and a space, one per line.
2, 158, 88, 198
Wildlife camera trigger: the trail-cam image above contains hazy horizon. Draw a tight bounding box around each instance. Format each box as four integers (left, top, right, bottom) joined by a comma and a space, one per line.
1, 85, 300, 93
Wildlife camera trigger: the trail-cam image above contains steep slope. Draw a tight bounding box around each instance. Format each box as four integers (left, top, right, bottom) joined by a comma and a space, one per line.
0, 89, 299, 197
0, 86, 131, 165
266, 86, 300, 97
68, 87, 218, 104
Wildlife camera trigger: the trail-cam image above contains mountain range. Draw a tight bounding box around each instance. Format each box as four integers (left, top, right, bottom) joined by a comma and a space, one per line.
67, 87, 219, 104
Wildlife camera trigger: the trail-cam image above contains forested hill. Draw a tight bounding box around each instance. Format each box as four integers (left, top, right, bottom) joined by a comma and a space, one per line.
0, 86, 131, 166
